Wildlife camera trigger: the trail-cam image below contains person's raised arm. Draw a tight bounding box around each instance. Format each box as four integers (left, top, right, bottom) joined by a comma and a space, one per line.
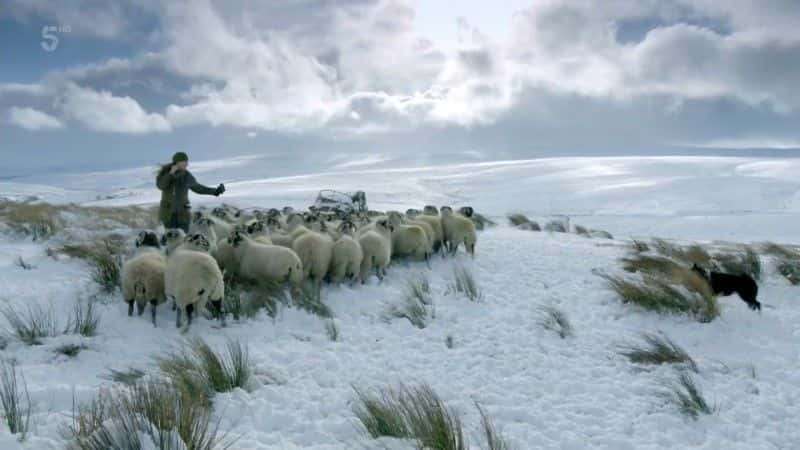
186, 172, 224, 196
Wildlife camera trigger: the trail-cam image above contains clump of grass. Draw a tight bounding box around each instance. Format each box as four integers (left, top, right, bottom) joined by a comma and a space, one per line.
476, 402, 514, 450
618, 333, 697, 372
102, 367, 146, 386
448, 265, 482, 302
389, 293, 432, 329
66, 298, 101, 337
1, 303, 60, 345
632, 239, 650, 253
620, 255, 714, 299
544, 219, 568, 233
762, 242, 800, 285
590, 229, 614, 239
224, 276, 289, 320
599, 273, 719, 322
352, 386, 411, 439
158, 338, 253, 406
651, 238, 711, 265
445, 335, 454, 349
14, 257, 34, 270
0, 199, 61, 240
292, 283, 333, 319
0, 359, 32, 440
507, 213, 531, 227
574, 225, 589, 236
662, 371, 717, 420
714, 246, 762, 281
64, 380, 229, 450
353, 383, 467, 450
325, 320, 340, 341
404, 273, 432, 306
54, 342, 88, 358
538, 305, 573, 338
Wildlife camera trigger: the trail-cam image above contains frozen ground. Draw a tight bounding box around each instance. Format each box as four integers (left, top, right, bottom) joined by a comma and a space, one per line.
0, 156, 798, 449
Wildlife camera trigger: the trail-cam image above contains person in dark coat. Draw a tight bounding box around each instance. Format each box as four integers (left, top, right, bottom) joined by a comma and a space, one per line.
156, 152, 225, 232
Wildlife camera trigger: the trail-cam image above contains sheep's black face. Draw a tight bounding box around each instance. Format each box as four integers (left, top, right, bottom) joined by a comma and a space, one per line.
164, 229, 183, 245
282, 206, 294, 215
136, 231, 160, 248
186, 233, 210, 251
192, 211, 204, 221
266, 217, 281, 229
339, 221, 356, 235
423, 205, 438, 215
267, 208, 280, 217
247, 221, 264, 234
211, 208, 227, 219
458, 206, 474, 218
406, 208, 420, 217
228, 231, 244, 247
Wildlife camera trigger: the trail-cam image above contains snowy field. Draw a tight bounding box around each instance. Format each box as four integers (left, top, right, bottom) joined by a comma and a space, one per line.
0, 156, 799, 449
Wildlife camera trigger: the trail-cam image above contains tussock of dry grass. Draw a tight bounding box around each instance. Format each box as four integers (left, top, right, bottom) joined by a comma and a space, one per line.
574, 225, 590, 236
618, 333, 697, 372
651, 238, 711, 265
448, 265, 483, 302
538, 305, 573, 338
713, 246, 762, 281
600, 273, 719, 322
476, 402, 515, 450
0, 359, 32, 440
762, 242, 800, 285
0, 200, 159, 241
507, 213, 531, 227
353, 383, 467, 450
53, 238, 124, 294
662, 371, 717, 419
471, 213, 496, 230
544, 219, 568, 233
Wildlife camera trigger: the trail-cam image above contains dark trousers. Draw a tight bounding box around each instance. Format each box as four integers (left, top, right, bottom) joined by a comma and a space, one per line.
164, 212, 190, 233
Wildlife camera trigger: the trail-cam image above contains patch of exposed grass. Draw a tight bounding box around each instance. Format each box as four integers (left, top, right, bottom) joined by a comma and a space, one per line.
0, 200, 62, 240
618, 333, 697, 372
325, 320, 340, 341
620, 255, 714, 299
476, 402, 515, 450
389, 293, 432, 329
445, 335, 454, 349
353, 383, 466, 450
1, 303, 60, 345
507, 213, 531, 227
574, 225, 589, 236
404, 273, 432, 306
762, 242, 800, 285
158, 338, 253, 406
66, 298, 101, 337
544, 219, 568, 233
471, 213, 496, 230
54, 342, 88, 358
292, 283, 333, 319
538, 305, 573, 338
0, 359, 32, 441
632, 239, 650, 253
448, 265, 482, 302
662, 371, 717, 420
651, 238, 711, 265
63, 380, 230, 450
600, 273, 719, 322
101, 367, 146, 386
224, 276, 289, 320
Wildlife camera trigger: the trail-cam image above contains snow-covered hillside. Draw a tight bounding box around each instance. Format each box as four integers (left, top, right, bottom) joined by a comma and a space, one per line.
0, 156, 798, 449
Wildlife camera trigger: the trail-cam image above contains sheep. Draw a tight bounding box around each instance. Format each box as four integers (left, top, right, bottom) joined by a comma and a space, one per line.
189, 217, 219, 254
440, 206, 477, 257
358, 219, 393, 283
162, 228, 187, 256
203, 215, 234, 240
165, 236, 225, 331
121, 231, 166, 326
329, 220, 364, 285
406, 209, 443, 253
228, 231, 303, 288
245, 220, 273, 245
264, 217, 294, 248
292, 225, 334, 291
386, 211, 431, 263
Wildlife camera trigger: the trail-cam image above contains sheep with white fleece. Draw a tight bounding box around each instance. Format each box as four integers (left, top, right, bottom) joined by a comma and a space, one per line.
329, 220, 363, 285
228, 231, 303, 288
358, 219, 393, 283
121, 231, 166, 326
165, 233, 225, 331
440, 206, 477, 256
387, 211, 431, 262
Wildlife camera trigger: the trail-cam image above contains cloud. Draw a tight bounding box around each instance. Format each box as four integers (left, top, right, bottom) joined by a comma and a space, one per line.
7, 107, 64, 130
59, 84, 170, 133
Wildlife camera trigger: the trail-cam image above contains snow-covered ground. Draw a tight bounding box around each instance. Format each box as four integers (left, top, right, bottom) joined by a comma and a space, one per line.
0, 156, 798, 449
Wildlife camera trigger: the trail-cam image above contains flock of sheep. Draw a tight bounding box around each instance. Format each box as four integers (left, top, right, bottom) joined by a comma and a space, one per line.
121, 204, 479, 331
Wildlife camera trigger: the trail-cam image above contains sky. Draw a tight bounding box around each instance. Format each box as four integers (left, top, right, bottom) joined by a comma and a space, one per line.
2, 0, 800, 177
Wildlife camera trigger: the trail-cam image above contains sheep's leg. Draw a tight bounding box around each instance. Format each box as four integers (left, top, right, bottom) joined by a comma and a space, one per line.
136, 301, 146, 316
150, 300, 158, 327
127, 300, 134, 317
171, 299, 177, 311
175, 307, 182, 328
211, 299, 226, 327
186, 304, 194, 329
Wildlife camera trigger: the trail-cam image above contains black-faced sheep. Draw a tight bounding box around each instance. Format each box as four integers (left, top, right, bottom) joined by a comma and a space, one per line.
165, 235, 225, 331
358, 219, 393, 283
440, 206, 477, 257
228, 231, 303, 288
329, 220, 364, 285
